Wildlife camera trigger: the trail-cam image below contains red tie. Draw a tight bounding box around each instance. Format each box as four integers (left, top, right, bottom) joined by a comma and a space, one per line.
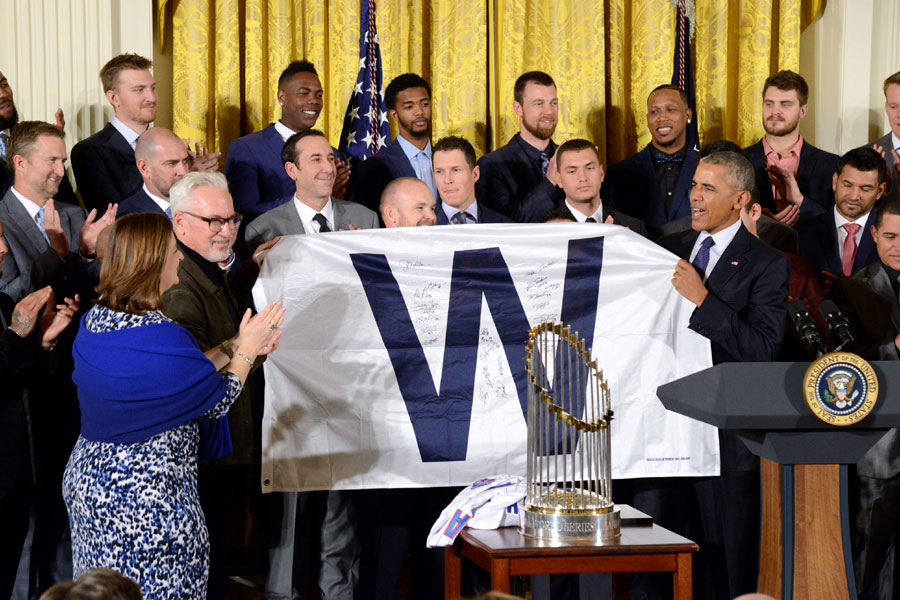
842, 223, 861, 276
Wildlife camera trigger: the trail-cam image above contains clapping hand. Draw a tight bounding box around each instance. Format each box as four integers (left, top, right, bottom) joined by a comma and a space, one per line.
40, 292, 80, 348
80, 204, 118, 256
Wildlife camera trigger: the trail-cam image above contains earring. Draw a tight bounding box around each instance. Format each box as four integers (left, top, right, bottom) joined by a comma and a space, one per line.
687, 119, 691, 124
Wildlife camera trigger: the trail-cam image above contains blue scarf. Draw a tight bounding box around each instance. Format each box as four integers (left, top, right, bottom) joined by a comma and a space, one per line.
72, 314, 233, 461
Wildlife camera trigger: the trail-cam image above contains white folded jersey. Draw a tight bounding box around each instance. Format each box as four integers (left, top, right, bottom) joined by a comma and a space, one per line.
426, 475, 526, 548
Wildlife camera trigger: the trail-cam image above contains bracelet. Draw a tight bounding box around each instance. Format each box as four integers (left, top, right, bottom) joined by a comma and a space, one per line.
221, 338, 235, 359
42, 339, 58, 351
235, 352, 253, 366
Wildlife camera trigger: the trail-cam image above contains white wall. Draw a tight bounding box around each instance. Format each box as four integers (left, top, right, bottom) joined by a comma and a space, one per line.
800, 0, 900, 153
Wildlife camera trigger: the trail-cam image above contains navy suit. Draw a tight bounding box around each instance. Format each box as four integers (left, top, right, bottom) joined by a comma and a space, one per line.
117, 187, 167, 218
797, 209, 877, 278
600, 144, 699, 232
434, 200, 512, 225
70, 123, 142, 213
742, 139, 838, 227
627, 225, 789, 600
475, 134, 565, 222
225, 123, 296, 221
350, 139, 419, 213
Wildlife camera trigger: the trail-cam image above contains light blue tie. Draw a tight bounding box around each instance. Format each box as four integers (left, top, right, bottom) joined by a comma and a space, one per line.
35, 207, 50, 244
165, 206, 173, 221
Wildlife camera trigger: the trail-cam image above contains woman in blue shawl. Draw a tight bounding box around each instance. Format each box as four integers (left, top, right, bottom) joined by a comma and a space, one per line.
63, 213, 284, 600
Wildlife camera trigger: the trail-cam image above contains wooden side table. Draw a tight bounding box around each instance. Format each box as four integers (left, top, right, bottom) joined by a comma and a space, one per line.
444, 509, 698, 600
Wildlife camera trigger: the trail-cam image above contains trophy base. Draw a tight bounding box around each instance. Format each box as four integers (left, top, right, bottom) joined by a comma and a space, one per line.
522, 505, 621, 545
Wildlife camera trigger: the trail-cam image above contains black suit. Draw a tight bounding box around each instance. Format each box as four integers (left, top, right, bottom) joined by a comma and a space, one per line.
628, 224, 789, 600
0, 294, 49, 598
70, 123, 143, 213
797, 209, 878, 278
830, 263, 900, 600
475, 134, 565, 222
117, 187, 168, 218
600, 144, 699, 232
742, 139, 838, 227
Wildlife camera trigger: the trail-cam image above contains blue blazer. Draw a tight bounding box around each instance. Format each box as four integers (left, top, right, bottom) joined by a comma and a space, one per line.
743, 139, 838, 227
70, 122, 143, 213
600, 144, 698, 231
225, 123, 296, 221
349, 139, 418, 213
660, 224, 789, 470
797, 209, 878, 278
434, 200, 513, 225
117, 188, 167, 218
474, 134, 565, 223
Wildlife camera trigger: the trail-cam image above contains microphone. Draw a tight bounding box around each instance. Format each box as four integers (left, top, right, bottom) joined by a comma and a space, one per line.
819, 299, 854, 351
788, 299, 827, 357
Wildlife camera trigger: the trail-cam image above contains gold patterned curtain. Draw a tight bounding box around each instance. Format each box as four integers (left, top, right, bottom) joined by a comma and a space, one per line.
160, 0, 824, 166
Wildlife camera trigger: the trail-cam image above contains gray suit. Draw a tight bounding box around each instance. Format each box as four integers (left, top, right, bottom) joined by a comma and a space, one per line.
871, 133, 899, 194
245, 196, 379, 253
0, 188, 88, 301
248, 195, 377, 600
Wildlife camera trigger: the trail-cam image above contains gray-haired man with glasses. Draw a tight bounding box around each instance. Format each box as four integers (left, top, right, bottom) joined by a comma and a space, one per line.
163, 171, 279, 597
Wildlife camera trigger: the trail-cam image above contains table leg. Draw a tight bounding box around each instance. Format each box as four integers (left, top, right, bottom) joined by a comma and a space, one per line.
673, 552, 692, 600
612, 572, 629, 600
444, 545, 462, 600
491, 558, 511, 593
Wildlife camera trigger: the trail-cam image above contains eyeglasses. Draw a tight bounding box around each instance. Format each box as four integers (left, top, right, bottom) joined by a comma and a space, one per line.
181, 211, 243, 233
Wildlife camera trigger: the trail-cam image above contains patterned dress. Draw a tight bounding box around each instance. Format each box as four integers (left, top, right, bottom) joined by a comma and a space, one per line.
63, 306, 242, 599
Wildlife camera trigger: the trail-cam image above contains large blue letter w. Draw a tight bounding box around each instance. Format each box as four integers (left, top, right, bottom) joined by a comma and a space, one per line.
351, 237, 604, 462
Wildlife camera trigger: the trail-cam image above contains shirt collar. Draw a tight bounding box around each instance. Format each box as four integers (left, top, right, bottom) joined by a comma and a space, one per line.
10, 186, 43, 220
293, 195, 335, 232
648, 144, 686, 163
762, 134, 804, 159
274, 120, 297, 142
833, 204, 870, 229
396, 135, 431, 162
110, 117, 146, 149
696, 217, 742, 253
143, 184, 170, 212
564, 199, 603, 222
441, 199, 479, 222
892, 132, 900, 152
513, 133, 557, 163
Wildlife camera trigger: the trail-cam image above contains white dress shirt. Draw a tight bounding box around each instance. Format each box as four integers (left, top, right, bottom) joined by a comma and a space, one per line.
834, 205, 869, 262
293, 196, 335, 233
565, 199, 604, 223
275, 120, 296, 142
110, 117, 144, 150
689, 218, 742, 280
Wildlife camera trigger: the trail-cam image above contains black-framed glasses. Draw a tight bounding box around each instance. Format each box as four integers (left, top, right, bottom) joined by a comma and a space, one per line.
182, 211, 243, 233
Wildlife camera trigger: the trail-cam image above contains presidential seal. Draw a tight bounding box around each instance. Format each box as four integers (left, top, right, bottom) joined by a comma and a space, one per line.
803, 352, 878, 426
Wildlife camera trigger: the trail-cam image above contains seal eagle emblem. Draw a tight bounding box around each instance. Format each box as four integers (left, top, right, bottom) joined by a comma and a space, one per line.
803, 352, 878, 426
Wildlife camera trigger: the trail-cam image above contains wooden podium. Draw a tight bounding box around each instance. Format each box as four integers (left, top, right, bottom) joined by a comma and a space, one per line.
657, 361, 900, 600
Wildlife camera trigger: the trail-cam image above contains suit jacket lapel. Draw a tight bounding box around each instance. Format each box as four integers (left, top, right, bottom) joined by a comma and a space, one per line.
387, 141, 417, 179
670, 149, 698, 220
263, 124, 284, 162
816, 215, 842, 275
854, 211, 878, 272
796, 143, 817, 189
2, 192, 49, 256
863, 264, 900, 333
104, 123, 137, 161
746, 141, 775, 211
705, 226, 752, 292
635, 146, 664, 224
284, 200, 307, 234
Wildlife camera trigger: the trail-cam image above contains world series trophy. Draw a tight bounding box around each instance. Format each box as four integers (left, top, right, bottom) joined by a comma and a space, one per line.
523, 321, 620, 544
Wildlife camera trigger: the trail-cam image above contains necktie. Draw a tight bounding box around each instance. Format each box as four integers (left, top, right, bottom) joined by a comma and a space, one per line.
313, 213, 331, 233
585, 217, 597, 223
452, 211, 474, 225
0, 132, 7, 162
35, 207, 51, 244
841, 223, 861, 276
540, 151, 550, 176
164, 206, 173, 221
691, 237, 716, 279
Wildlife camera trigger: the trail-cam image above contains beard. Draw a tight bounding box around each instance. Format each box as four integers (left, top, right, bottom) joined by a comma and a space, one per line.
763, 114, 800, 137
0, 107, 19, 132
522, 114, 556, 141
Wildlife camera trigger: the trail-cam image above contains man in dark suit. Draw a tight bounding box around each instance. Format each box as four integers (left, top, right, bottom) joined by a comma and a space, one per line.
0, 276, 78, 599
226, 60, 351, 221
475, 71, 565, 222
646, 151, 790, 599
797, 147, 887, 278
431, 136, 511, 225
553, 138, 649, 237
742, 70, 838, 228
118, 127, 190, 219
351, 73, 437, 213
601, 85, 699, 233
830, 195, 900, 600
0, 70, 77, 204
871, 71, 900, 195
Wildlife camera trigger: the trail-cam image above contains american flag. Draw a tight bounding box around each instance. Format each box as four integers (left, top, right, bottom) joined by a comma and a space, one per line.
671, 0, 699, 151
339, 0, 391, 162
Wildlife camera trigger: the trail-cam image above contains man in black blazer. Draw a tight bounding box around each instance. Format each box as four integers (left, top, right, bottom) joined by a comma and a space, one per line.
829, 195, 900, 600
431, 136, 511, 225
742, 70, 838, 228
554, 138, 648, 237
797, 147, 888, 278
117, 127, 190, 219
871, 71, 900, 194
474, 71, 565, 222
648, 151, 790, 599
351, 73, 437, 213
